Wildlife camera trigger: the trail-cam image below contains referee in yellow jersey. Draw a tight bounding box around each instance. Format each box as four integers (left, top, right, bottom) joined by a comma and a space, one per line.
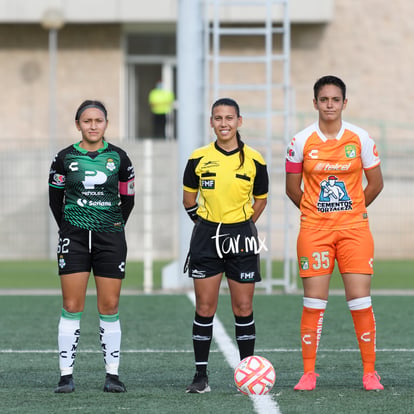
183, 98, 269, 393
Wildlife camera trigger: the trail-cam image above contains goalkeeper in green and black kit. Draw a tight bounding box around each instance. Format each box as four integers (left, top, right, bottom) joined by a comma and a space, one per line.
48, 100, 135, 393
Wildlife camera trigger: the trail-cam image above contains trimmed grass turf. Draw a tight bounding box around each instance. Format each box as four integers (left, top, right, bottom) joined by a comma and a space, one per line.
0, 259, 412, 412
0, 294, 413, 413
0, 259, 412, 291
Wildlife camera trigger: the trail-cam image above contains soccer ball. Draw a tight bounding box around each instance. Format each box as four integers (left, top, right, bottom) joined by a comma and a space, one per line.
234, 355, 276, 395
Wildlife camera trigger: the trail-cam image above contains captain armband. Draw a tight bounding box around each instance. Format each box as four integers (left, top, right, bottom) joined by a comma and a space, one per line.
185, 204, 199, 222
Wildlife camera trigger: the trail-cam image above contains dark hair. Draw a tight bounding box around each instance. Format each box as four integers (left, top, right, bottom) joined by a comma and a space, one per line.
313, 75, 346, 100
75, 100, 108, 121
211, 97, 245, 168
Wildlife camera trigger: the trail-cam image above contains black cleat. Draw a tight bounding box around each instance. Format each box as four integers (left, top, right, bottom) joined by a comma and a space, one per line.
103, 374, 127, 393
54, 375, 75, 393
186, 372, 211, 394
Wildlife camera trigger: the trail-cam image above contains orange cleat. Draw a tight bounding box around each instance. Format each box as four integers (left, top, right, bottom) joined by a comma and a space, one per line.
294, 371, 319, 391
363, 371, 384, 391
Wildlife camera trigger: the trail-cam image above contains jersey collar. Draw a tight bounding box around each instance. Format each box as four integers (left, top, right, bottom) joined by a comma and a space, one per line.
74, 139, 108, 153
214, 140, 243, 156
316, 121, 346, 142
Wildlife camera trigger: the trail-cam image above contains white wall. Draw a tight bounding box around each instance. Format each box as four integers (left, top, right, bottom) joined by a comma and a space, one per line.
0, 0, 333, 23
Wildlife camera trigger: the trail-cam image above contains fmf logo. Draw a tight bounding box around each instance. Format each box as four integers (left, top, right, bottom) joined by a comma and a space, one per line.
201, 179, 215, 189
240, 272, 255, 280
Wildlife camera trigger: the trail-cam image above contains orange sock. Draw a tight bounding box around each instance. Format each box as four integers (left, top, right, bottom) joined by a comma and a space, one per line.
300, 298, 327, 373
348, 297, 376, 374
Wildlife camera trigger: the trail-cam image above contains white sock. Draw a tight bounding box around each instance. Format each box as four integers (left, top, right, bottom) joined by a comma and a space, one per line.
303, 297, 328, 310
347, 296, 372, 310
99, 316, 121, 375
58, 316, 81, 376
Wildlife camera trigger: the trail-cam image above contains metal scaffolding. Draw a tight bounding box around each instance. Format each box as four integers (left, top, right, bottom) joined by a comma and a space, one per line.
203, 0, 296, 292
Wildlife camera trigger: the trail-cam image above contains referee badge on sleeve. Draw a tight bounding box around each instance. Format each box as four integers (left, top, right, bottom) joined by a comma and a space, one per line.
201, 179, 215, 189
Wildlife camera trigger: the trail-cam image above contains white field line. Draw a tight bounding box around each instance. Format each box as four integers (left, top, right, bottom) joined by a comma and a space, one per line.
186, 292, 281, 414
1, 348, 413, 354
2, 289, 414, 296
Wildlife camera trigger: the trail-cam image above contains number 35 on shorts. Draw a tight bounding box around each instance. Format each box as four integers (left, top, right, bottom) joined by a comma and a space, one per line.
300, 251, 330, 271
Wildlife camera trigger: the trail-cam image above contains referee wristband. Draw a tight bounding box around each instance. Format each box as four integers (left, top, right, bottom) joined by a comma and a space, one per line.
185, 203, 199, 222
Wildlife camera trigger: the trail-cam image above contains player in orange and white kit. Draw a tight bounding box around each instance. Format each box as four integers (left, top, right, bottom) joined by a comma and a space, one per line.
285, 75, 384, 391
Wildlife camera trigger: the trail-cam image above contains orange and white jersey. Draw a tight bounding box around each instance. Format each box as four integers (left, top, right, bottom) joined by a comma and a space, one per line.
286, 121, 381, 230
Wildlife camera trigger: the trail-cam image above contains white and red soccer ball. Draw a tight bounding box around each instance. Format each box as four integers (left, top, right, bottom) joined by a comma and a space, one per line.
234, 355, 276, 395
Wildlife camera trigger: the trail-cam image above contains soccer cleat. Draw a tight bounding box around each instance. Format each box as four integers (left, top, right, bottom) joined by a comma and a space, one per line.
185, 372, 211, 394
54, 374, 75, 393
294, 371, 319, 391
103, 374, 127, 393
363, 371, 384, 391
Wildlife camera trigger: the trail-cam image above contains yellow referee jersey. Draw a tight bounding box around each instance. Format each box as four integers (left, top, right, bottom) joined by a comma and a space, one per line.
183, 141, 269, 223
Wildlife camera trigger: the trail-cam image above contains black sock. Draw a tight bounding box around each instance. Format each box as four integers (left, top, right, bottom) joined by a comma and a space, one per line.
235, 313, 256, 360
192, 312, 214, 374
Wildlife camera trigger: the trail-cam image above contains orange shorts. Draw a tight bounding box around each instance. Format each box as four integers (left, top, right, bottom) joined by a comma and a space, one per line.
296, 226, 374, 277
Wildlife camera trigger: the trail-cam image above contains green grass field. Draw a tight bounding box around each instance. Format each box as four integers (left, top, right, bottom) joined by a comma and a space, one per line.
0, 259, 413, 291
0, 260, 413, 413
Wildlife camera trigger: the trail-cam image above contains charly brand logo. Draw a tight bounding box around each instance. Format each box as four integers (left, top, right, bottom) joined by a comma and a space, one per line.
191, 269, 206, 279
211, 223, 267, 259
308, 149, 319, 159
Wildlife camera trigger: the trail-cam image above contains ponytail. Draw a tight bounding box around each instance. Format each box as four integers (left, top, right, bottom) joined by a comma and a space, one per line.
236, 131, 245, 169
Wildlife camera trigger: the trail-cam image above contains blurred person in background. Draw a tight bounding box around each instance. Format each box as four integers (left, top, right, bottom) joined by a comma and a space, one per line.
48, 100, 135, 393
285, 75, 384, 391
182, 97, 269, 393
148, 81, 175, 138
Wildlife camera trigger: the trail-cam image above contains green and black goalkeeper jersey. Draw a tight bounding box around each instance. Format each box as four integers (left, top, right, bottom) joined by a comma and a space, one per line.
183, 141, 268, 223
49, 140, 135, 232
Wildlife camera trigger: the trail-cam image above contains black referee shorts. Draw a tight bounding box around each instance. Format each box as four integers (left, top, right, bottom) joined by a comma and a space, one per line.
56, 221, 127, 279
187, 218, 262, 283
